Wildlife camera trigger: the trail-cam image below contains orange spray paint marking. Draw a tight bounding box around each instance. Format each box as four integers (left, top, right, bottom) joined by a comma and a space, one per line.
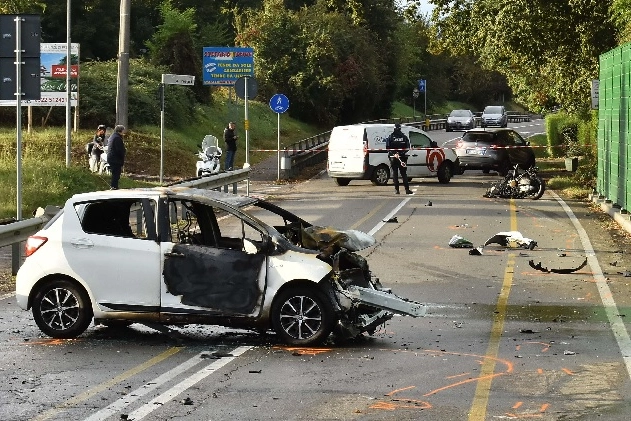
446, 372, 471, 379
273, 346, 332, 355
537, 368, 544, 374
513, 402, 523, 409
24, 338, 80, 346
562, 368, 574, 375
385, 385, 415, 396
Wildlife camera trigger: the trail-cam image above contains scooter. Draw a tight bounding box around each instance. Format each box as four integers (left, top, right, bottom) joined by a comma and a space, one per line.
195, 135, 222, 177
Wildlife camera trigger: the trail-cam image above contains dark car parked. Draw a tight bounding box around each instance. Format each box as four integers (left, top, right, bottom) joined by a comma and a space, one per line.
455, 128, 536, 176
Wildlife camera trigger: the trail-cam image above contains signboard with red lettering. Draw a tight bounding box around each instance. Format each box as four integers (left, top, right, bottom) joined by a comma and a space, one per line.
0, 42, 79, 107
202, 47, 254, 86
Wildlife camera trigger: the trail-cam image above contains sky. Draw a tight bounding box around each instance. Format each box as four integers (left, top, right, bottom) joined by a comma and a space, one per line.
418, 0, 435, 15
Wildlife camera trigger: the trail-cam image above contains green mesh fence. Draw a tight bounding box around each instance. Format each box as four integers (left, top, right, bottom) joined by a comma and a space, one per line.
598, 44, 631, 211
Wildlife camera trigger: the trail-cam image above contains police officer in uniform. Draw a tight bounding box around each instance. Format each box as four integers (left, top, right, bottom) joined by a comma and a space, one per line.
386, 123, 413, 195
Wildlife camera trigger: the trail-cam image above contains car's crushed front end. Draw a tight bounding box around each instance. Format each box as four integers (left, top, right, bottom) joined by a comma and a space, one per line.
297, 226, 426, 340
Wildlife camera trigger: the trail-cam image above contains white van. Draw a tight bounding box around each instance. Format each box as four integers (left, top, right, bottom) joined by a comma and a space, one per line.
327, 123, 459, 186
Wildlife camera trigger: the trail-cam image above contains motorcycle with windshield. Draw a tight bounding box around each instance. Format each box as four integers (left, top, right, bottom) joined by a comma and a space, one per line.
195, 134, 223, 177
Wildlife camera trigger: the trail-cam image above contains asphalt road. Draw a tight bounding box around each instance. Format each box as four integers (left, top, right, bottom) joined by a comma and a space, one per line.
0, 121, 630, 420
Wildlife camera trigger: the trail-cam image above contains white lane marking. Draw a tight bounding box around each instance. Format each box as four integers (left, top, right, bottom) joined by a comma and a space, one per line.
367, 197, 414, 236
550, 191, 631, 379
126, 346, 251, 420
83, 350, 216, 421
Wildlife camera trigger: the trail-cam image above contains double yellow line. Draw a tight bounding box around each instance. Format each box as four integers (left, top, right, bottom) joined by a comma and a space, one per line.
469, 199, 518, 420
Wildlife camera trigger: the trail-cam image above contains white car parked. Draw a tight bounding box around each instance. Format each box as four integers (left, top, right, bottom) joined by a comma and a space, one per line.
16, 187, 424, 345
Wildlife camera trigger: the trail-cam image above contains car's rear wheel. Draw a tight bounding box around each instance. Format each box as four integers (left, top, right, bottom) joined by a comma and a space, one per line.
32, 279, 93, 339
437, 162, 452, 184
197, 169, 203, 177
371, 164, 390, 186
272, 287, 335, 346
334, 178, 351, 186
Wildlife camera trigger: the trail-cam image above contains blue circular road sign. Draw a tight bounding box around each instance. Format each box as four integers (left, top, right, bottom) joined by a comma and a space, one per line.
269, 94, 290, 113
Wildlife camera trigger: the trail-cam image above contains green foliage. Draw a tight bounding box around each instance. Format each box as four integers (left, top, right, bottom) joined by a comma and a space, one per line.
80, 58, 197, 128
237, 0, 401, 125
428, 0, 618, 113
545, 112, 581, 158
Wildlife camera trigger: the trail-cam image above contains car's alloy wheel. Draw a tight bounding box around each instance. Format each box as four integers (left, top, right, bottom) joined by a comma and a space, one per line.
371, 164, 390, 186
32, 280, 93, 339
272, 288, 334, 346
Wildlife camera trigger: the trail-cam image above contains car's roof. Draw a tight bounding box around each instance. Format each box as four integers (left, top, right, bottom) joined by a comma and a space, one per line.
69, 187, 258, 208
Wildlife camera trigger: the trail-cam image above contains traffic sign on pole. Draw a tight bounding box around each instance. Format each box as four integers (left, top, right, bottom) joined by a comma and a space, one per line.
269, 93, 289, 113
418, 79, 426, 93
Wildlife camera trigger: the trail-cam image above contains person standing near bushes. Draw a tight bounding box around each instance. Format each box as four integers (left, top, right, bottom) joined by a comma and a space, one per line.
107, 125, 126, 189
223, 121, 238, 171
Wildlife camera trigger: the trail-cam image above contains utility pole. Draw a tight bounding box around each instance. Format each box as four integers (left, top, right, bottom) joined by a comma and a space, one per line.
65, 0, 71, 167
115, 0, 131, 127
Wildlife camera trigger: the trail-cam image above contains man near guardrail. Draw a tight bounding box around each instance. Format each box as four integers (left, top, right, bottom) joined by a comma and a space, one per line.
223, 122, 238, 171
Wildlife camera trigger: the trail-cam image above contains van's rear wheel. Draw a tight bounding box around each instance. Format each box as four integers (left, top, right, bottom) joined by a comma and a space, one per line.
334, 178, 351, 186
371, 165, 390, 186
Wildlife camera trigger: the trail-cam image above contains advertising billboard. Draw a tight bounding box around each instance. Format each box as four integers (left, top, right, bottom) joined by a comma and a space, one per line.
202, 47, 254, 86
0, 42, 79, 107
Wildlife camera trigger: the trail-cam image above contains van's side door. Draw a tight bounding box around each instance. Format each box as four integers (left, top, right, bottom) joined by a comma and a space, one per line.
406, 129, 433, 177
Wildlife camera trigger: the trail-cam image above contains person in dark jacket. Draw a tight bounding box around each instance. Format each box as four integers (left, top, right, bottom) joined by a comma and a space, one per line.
106, 125, 126, 189
223, 121, 238, 170
89, 124, 107, 173
386, 123, 413, 195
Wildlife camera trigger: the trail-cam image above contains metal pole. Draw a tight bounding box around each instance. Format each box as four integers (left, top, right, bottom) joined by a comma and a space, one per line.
14, 16, 23, 274
277, 112, 280, 181
15, 16, 22, 223
65, 0, 71, 167
159, 81, 165, 184
116, 0, 131, 127
244, 77, 250, 195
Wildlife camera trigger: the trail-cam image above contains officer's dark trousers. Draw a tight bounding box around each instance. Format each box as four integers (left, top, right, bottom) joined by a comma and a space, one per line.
390, 159, 410, 192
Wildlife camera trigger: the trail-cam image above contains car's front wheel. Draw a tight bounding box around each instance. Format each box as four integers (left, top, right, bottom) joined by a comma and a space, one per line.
371, 164, 390, 186
272, 287, 335, 346
32, 279, 93, 339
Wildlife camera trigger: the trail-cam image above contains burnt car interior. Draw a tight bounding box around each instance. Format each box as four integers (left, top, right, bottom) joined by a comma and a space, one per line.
163, 198, 266, 312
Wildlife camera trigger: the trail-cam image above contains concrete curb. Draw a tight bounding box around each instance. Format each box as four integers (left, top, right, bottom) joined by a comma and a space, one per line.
589, 193, 631, 236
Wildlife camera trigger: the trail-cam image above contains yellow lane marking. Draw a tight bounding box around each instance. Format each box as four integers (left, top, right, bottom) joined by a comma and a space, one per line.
31, 347, 182, 421
349, 200, 388, 230
468, 199, 518, 421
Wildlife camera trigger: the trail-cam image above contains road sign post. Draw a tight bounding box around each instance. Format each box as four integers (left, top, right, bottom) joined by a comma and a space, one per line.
159, 74, 195, 184
269, 94, 290, 180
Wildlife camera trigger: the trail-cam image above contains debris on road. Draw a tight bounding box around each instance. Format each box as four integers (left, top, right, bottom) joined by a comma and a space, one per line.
484, 231, 537, 249
383, 217, 398, 223
468, 247, 483, 255
528, 258, 588, 274
449, 234, 473, 248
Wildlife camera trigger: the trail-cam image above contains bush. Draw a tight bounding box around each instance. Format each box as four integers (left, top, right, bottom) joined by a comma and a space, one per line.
79, 58, 199, 129
545, 112, 581, 157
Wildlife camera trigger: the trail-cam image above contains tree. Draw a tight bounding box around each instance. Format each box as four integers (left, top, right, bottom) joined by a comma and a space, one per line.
237, 0, 400, 125
425, 0, 618, 112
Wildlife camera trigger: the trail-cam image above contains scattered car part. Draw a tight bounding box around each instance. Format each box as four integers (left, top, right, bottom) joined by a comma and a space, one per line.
484, 231, 537, 249
528, 258, 588, 274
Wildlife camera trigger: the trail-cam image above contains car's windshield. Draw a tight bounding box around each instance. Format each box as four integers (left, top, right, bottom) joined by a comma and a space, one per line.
484, 106, 502, 114
450, 110, 470, 117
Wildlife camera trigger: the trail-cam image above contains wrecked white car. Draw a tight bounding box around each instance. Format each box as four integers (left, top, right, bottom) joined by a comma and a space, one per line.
15, 187, 424, 345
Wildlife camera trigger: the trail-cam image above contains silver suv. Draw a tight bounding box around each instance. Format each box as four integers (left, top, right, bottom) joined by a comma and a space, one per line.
481, 105, 508, 128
